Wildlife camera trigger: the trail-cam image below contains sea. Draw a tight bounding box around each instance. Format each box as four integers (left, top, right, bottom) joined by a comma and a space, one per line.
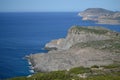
0, 12, 120, 79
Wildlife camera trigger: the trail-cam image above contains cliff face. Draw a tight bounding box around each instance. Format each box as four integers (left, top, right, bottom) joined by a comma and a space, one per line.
28, 26, 120, 72
45, 26, 110, 50
79, 8, 120, 25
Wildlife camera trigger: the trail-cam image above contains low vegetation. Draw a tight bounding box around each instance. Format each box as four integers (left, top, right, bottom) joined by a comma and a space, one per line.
71, 26, 110, 35
8, 64, 120, 80
100, 64, 120, 69
91, 65, 99, 68
69, 66, 90, 74
72, 38, 120, 53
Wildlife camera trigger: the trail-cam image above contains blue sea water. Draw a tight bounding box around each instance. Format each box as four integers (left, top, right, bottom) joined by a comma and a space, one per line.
0, 12, 120, 79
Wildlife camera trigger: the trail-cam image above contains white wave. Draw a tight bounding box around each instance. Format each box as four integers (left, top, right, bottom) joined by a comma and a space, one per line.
29, 69, 34, 73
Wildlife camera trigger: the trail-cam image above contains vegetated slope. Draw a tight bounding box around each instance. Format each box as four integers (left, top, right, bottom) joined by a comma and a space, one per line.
9, 64, 120, 80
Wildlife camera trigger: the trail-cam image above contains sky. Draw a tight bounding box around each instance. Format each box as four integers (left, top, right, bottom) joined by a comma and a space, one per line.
0, 0, 120, 12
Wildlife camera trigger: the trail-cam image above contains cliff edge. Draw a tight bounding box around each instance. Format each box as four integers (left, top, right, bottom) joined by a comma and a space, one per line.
28, 26, 120, 72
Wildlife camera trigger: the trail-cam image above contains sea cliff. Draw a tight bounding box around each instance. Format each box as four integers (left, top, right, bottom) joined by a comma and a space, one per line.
28, 26, 120, 72
79, 8, 120, 25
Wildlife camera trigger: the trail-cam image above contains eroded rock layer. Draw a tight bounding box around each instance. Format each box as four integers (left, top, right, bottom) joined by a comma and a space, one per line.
28, 26, 120, 72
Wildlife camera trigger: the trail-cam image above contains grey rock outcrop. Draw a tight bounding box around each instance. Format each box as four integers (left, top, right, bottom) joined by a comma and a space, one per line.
29, 47, 116, 72
28, 26, 120, 72
45, 26, 110, 50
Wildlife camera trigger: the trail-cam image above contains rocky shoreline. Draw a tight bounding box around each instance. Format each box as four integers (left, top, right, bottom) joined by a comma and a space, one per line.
79, 8, 120, 25
27, 26, 120, 73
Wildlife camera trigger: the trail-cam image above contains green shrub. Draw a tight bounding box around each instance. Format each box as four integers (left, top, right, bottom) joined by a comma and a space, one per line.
91, 65, 99, 68
27, 70, 73, 80
101, 64, 120, 69
9, 65, 120, 80
69, 66, 90, 74
87, 75, 120, 80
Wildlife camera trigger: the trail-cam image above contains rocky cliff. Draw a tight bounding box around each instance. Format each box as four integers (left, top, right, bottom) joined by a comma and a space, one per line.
79, 8, 120, 25
28, 26, 120, 72
45, 26, 110, 50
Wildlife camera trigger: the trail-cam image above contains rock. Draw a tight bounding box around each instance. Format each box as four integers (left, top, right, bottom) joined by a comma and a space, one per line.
45, 38, 65, 50
77, 73, 90, 78
29, 47, 115, 72
28, 26, 120, 72
45, 26, 110, 50
27, 75, 32, 78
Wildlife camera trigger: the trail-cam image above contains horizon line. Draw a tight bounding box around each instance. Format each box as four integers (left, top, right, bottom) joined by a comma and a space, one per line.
0, 11, 81, 13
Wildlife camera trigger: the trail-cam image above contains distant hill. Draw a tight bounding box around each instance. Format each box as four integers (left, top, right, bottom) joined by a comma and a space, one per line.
79, 8, 120, 25
82, 8, 114, 15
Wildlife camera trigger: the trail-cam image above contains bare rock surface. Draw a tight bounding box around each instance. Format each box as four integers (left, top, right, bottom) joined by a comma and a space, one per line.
30, 47, 116, 72
28, 26, 120, 72
45, 26, 110, 50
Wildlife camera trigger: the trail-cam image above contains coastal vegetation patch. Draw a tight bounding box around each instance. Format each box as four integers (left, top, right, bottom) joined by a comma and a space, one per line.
71, 26, 110, 35
9, 65, 120, 80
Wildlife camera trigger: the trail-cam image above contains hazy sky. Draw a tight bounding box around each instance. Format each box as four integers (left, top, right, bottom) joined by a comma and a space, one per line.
0, 0, 120, 12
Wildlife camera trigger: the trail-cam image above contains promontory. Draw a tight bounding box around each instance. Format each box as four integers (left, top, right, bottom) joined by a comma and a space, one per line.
28, 26, 120, 72
78, 8, 120, 25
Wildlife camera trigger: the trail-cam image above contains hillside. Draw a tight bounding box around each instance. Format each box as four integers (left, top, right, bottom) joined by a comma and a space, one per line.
9, 26, 120, 80
28, 26, 120, 72
9, 64, 120, 80
79, 8, 120, 25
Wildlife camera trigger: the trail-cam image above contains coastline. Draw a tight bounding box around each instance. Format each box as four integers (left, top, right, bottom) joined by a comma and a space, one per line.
1, 11, 120, 79
79, 8, 120, 25
25, 26, 120, 73
25, 54, 35, 73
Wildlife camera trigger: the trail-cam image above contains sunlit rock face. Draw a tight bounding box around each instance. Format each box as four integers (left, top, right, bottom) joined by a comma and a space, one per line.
28, 26, 120, 72
45, 26, 110, 50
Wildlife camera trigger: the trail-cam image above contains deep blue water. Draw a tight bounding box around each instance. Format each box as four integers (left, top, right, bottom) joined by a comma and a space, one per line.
0, 12, 120, 79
